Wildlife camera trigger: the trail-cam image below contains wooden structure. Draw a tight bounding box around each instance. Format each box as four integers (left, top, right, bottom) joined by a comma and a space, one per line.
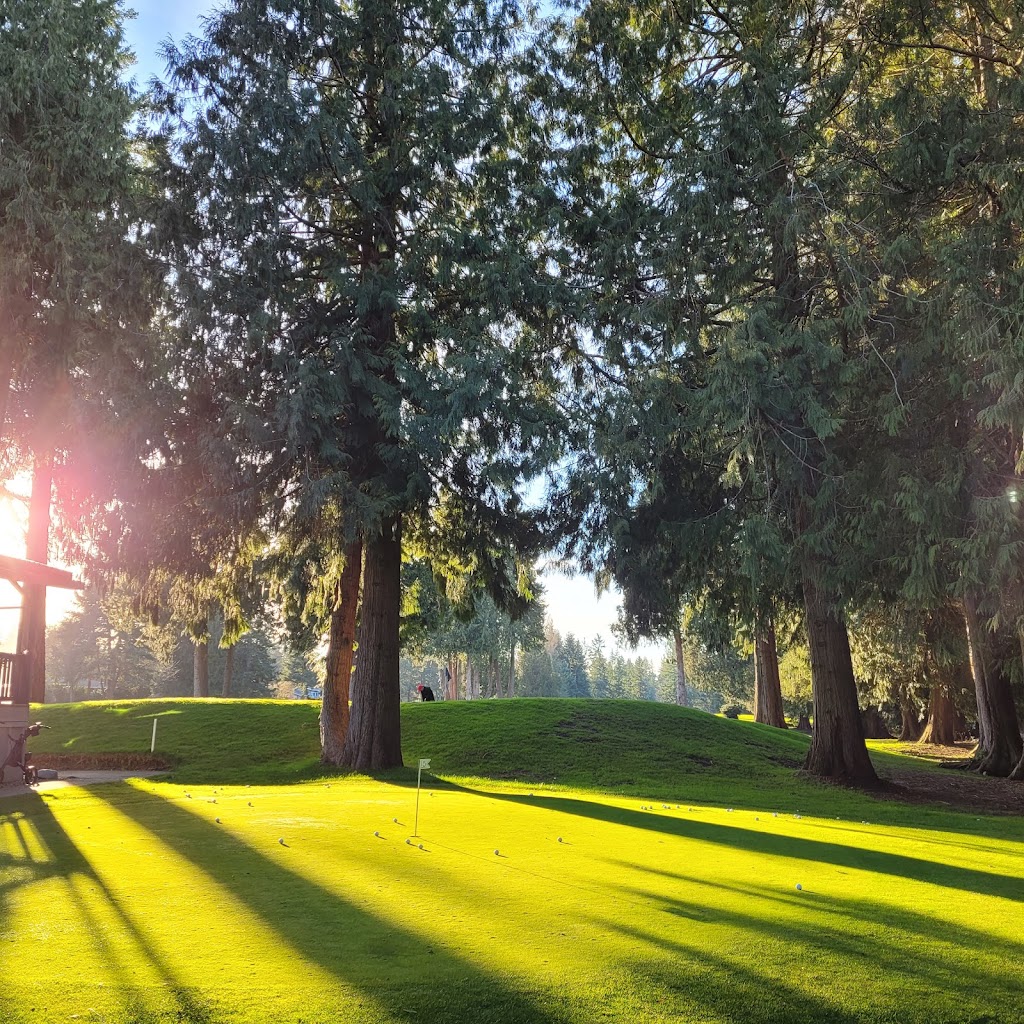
0, 554, 82, 783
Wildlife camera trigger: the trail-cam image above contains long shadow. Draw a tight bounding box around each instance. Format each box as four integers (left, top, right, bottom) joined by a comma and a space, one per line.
91, 785, 575, 1024
592, 914, 1014, 1024
611, 881, 1018, 998
592, 916, 869, 1024
0, 795, 216, 1023
449, 785, 1024, 903
608, 859, 1024, 968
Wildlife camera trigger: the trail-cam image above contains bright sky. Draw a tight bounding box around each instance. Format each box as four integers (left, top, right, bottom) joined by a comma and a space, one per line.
0, 1, 664, 667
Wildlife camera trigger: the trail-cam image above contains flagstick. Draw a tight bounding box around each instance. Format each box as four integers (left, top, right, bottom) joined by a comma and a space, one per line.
414, 763, 422, 837
151, 718, 158, 753
414, 757, 430, 837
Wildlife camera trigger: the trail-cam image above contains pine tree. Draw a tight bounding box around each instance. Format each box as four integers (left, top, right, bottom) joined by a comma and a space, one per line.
1, 0, 157, 701
541, 0, 957, 783
157, 0, 564, 767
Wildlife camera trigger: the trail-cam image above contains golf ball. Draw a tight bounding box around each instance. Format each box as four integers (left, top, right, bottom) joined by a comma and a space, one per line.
494, 849, 500, 856
796, 883, 803, 891
373, 831, 380, 837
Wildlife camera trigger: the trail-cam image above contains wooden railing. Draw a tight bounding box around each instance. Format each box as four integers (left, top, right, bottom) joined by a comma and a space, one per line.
0, 653, 28, 704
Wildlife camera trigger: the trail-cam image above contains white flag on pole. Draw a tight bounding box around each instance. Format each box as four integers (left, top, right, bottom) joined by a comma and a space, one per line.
419, 758, 431, 770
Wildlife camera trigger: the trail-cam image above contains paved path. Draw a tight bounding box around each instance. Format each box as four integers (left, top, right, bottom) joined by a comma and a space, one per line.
0, 769, 164, 800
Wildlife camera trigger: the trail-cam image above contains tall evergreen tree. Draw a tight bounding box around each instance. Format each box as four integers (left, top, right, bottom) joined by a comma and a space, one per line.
543, 0, 888, 781
1, 0, 157, 700
158, 0, 563, 768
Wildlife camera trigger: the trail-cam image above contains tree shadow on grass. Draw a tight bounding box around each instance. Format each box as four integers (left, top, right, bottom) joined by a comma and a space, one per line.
0, 796, 215, 1023
449, 785, 1024, 903
593, 917, 872, 1024
607, 859, 1024, 976
610, 881, 1019, 1003
83, 786, 575, 1024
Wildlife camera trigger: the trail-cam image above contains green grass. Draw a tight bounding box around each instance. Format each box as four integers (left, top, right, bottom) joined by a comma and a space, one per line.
2, 698, 1022, 1023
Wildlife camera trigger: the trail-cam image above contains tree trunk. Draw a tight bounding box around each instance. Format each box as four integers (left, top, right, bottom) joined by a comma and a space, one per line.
753, 618, 786, 727
222, 644, 235, 698
321, 540, 362, 763
465, 658, 474, 699
15, 453, 53, 704
0, 338, 13, 439
919, 679, 957, 745
508, 639, 515, 698
800, 560, 879, 785
341, 518, 402, 771
963, 594, 1022, 776
861, 707, 892, 739
898, 695, 922, 742
193, 636, 209, 697
672, 623, 689, 707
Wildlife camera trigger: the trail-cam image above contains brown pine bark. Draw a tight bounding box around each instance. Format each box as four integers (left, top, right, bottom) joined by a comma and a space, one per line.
753, 618, 786, 728
801, 559, 878, 785
672, 623, 689, 707
15, 453, 53, 704
222, 644, 235, 698
0, 338, 13, 439
321, 539, 363, 764
919, 678, 957, 745
861, 707, 892, 739
963, 594, 1022, 776
341, 518, 402, 771
897, 695, 922, 742
193, 636, 209, 697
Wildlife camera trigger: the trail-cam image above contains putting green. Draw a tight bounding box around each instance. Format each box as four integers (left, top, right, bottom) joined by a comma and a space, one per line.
1, 774, 1021, 1023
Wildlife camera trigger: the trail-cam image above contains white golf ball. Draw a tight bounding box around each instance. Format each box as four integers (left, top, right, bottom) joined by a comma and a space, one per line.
373, 831, 380, 837
796, 883, 802, 891
494, 849, 500, 856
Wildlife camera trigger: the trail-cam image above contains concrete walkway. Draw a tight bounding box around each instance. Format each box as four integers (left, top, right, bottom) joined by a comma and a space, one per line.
0, 769, 165, 800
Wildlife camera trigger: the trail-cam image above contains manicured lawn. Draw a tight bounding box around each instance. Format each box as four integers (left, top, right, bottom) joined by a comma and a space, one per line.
1, 699, 1021, 1023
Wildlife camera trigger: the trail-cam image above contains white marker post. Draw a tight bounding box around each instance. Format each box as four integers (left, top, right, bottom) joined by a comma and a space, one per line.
151, 717, 158, 753
414, 758, 430, 837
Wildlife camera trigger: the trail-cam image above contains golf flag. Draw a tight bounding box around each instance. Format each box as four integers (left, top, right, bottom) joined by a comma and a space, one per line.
419, 758, 431, 770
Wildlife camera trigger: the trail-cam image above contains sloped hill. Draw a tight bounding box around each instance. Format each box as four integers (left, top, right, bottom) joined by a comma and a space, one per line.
402, 698, 812, 793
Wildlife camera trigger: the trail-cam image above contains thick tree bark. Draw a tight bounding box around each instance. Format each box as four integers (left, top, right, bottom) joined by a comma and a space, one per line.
341, 517, 402, 771
753, 619, 786, 728
507, 640, 515, 698
898, 695, 922, 742
861, 707, 892, 739
222, 644, 235, 698
801, 560, 879, 785
15, 453, 53, 704
672, 623, 688, 707
963, 594, 1022, 776
0, 338, 13, 439
321, 539, 363, 764
193, 636, 209, 697
919, 678, 957, 745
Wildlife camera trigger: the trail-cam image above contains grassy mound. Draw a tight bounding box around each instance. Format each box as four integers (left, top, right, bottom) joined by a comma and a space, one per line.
30, 698, 323, 783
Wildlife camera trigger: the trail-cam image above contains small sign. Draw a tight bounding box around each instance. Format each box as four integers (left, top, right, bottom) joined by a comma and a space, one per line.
418, 758, 431, 770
